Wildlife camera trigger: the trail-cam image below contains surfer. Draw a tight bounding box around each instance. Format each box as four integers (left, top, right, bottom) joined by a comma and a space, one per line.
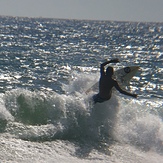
93, 59, 137, 103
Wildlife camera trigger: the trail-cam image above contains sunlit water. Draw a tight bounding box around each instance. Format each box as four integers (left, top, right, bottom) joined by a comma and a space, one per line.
0, 16, 163, 163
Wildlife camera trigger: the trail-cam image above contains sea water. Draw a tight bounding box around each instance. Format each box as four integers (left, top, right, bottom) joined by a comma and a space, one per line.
0, 16, 163, 163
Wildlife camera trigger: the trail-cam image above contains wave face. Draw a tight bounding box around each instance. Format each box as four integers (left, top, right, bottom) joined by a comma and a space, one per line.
2, 86, 117, 141
0, 73, 162, 156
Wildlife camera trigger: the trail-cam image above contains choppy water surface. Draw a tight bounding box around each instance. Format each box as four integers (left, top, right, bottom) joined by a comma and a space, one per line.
0, 16, 163, 163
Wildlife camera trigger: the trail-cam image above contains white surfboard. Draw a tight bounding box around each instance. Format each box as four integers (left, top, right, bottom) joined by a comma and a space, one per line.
85, 66, 139, 94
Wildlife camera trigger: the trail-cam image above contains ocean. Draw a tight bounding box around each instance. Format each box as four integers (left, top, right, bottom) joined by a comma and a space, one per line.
0, 16, 163, 163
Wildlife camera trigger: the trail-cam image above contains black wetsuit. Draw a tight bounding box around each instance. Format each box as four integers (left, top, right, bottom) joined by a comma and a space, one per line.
93, 60, 137, 103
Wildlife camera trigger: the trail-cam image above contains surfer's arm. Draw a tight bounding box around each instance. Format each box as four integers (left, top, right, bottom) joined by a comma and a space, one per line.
114, 81, 137, 98
100, 59, 119, 75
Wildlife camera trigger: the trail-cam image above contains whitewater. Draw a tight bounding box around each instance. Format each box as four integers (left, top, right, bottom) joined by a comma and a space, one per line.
0, 16, 163, 162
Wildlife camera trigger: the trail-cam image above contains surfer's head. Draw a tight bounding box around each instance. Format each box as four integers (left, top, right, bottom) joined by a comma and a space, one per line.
106, 66, 114, 76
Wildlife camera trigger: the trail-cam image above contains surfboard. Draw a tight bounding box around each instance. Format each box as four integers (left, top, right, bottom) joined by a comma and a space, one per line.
85, 66, 139, 94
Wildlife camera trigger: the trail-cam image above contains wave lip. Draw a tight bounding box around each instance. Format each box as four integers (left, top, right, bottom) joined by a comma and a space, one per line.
2, 88, 119, 143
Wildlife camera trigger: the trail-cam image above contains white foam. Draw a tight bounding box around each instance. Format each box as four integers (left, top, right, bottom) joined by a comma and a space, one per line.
0, 93, 14, 121
114, 98, 163, 152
